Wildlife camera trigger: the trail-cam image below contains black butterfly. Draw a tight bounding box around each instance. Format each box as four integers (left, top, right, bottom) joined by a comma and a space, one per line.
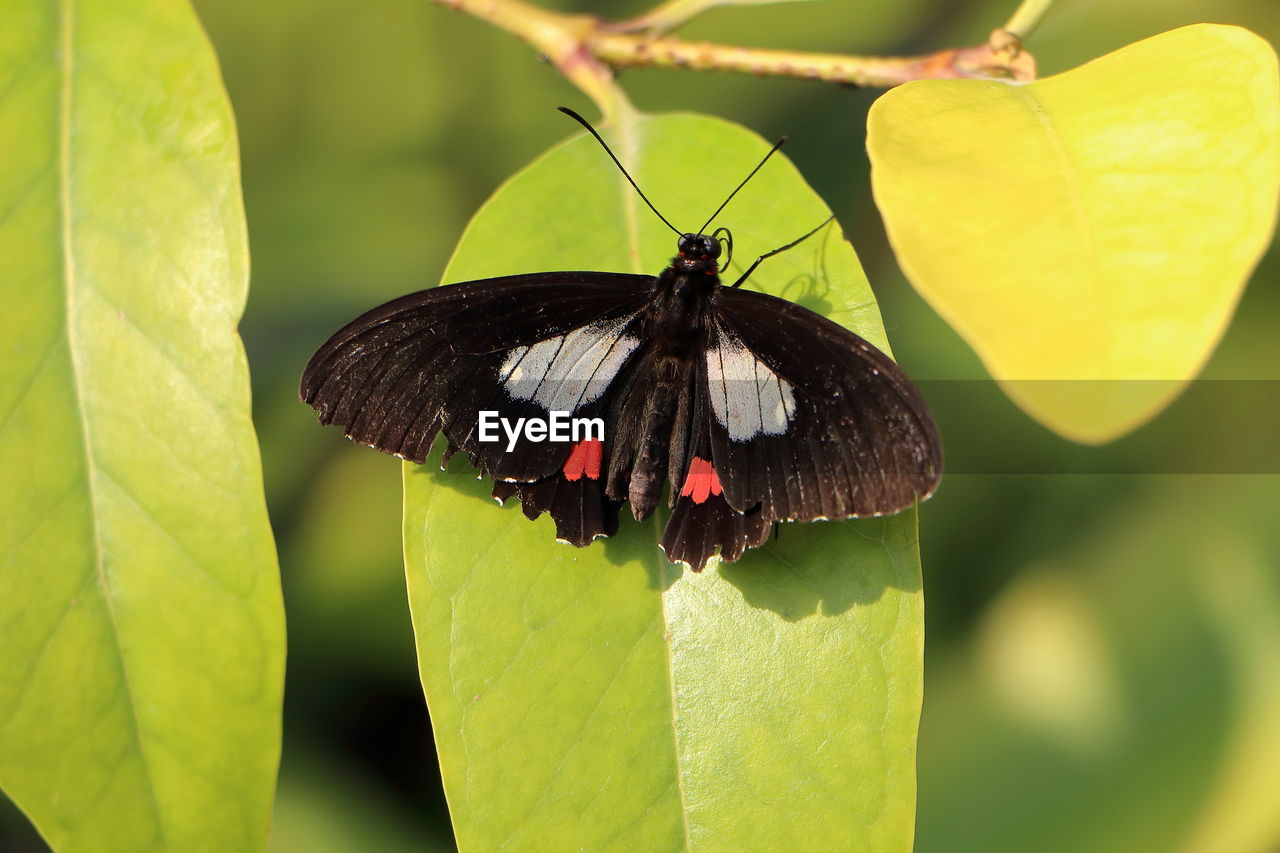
301, 109, 941, 571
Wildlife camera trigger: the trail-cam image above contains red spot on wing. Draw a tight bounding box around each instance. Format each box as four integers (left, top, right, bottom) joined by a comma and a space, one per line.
680, 456, 723, 504
563, 438, 603, 481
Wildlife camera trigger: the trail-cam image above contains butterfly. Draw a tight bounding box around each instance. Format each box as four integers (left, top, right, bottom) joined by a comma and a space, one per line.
301, 108, 941, 571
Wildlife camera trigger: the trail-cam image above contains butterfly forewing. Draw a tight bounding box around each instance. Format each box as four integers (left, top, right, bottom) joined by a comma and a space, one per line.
301, 272, 655, 480
704, 287, 940, 519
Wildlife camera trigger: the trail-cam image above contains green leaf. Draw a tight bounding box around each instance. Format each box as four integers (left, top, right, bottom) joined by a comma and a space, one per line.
0, 1, 284, 850
867, 24, 1280, 443
403, 112, 922, 850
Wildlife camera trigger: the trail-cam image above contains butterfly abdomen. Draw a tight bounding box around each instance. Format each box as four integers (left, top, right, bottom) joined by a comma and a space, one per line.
626, 355, 693, 521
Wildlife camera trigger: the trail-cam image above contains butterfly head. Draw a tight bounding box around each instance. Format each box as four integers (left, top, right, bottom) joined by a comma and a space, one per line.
676, 230, 731, 275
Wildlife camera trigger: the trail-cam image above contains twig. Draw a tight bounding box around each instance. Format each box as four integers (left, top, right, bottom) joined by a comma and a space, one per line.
604, 0, 824, 36
434, 0, 629, 119
430, 0, 1042, 117
590, 33, 1035, 87
606, 0, 722, 35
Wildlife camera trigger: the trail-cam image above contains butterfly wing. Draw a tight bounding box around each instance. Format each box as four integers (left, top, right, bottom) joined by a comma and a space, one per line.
301, 271, 656, 482
303, 270, 939, 568
660, 286, 941, 570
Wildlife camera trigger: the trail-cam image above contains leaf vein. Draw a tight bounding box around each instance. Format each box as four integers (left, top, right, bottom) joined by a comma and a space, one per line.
496, 625, 650, 850
93, 464, 245, 599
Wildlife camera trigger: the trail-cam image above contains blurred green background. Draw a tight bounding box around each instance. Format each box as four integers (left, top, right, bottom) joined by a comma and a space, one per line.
4, 0, 1278, 850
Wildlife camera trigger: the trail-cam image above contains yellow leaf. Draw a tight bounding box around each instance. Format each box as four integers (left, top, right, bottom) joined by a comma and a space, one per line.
868, 24, 1280, 443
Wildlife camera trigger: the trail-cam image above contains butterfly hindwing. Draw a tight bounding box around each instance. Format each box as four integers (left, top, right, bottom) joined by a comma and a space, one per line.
493, 470, 623, 547
659, 389, 773, 570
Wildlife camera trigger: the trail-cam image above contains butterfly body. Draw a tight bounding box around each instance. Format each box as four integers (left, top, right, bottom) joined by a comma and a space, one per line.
302, 231, 941, 571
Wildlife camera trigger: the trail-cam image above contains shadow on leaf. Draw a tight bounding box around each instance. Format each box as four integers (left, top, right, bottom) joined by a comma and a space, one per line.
406, 440, 918, 618
719, 513, 921, 622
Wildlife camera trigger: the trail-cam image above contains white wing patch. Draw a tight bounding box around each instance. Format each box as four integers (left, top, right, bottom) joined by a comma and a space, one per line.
706, 330, 796, 441
499, 319, 641, 411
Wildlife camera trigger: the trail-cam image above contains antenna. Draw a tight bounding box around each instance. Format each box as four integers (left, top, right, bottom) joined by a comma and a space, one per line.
699, 136, 787, 235
557, 107, 682, 238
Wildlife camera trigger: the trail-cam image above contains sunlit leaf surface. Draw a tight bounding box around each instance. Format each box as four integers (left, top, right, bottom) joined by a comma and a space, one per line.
403, 112, 923, 850
868, 24, 1280, 443
0, 1, 284, 849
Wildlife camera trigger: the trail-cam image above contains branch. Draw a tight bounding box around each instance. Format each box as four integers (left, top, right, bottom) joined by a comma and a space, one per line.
430, 0, 1040, 116
435, 0, 630, 119
607, 0, 822, 36
590, 33, 1035, 87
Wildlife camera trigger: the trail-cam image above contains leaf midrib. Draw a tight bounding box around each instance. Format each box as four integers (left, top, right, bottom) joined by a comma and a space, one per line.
56, 0, 166, 842
1015, 86, 1115, 361
608, 109, 696, 851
